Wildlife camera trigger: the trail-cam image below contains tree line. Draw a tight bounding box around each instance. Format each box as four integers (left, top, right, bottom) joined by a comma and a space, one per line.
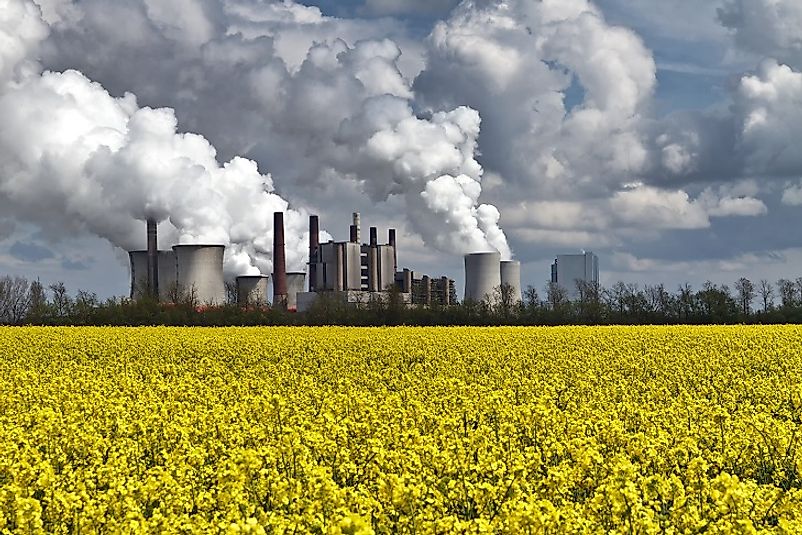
1, 273, 802, 326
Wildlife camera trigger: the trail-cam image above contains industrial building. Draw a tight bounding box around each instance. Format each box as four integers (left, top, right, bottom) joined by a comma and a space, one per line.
296, 213, 456, 312
463, 253, 522, 304
129, 210, 465, 312
551, 252, 599, 301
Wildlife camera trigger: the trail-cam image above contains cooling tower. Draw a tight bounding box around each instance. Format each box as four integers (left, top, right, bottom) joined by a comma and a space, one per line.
129, 250, 176, 301
286, 272, 306, 311
236, 275, 268, 307
173, 245, 226, 306
500, 260, 523, 303
464, 252, 502, 303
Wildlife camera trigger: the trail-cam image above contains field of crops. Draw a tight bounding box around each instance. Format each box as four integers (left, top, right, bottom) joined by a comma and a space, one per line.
1, 326, 801, 533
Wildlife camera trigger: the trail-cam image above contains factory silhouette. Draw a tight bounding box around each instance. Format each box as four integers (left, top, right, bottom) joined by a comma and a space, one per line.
126, 211, 593, 310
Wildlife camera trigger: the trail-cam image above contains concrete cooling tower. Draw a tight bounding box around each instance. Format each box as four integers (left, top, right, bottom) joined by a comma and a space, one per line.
129, 250, 176, 301
236, 275, 268, 307
285, 272, 307, 311
464, 252, 502, 302
500, 260, 523, 303
173, 245, 226, 306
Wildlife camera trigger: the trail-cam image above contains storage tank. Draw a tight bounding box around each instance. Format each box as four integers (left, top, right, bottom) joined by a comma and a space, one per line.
464, 252, 502, 303
286, 272, 306, 311
173, 245, 226, 306
129, 250, 176, 301
500, 260, 523, 303
237, 275, 268, 307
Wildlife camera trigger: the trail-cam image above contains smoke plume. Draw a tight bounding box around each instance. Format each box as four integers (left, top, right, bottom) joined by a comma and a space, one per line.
0, 0, 513, 278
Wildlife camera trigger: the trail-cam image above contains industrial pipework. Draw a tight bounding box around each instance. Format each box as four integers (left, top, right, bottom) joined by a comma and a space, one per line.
273, 212, 288, 307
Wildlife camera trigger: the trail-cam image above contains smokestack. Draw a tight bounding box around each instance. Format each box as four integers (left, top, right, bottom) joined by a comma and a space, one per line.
309, 215, 319, 292
273, 212, 287, 307
388, 228, 397, 273
350, 225, 358, 243
369, 226, 378, 247
352, 212, 361, 244
146, 219, 159, 300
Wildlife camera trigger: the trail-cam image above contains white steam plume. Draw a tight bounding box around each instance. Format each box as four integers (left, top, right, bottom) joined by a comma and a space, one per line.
0, 0, 321, 277
30, 0, 513, 259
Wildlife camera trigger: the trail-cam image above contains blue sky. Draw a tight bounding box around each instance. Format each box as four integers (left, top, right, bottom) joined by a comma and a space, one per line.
1, 0, 801, 300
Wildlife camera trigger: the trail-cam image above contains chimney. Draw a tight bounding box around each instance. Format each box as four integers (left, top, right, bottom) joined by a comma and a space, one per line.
146, 219, 159, 300
273, 212, 288, 307
388, 228, 397, 273
352, 212, 361, 244
350, 224, 358, 243
309, 215, 319, 292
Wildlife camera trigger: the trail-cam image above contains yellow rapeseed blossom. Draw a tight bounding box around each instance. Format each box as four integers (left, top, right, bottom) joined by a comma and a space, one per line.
0, 326, 801, 533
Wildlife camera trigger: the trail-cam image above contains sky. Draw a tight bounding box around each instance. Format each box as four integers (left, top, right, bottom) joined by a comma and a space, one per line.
1, 0, 802, 299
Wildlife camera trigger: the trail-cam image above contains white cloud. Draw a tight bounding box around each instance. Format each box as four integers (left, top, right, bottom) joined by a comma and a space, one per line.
718, 0, 802, 68
781, 180, 802, 206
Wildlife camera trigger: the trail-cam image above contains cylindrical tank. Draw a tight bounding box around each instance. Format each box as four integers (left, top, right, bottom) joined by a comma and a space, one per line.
500, 260, 523, 303
464, 252, 501, 303
173, 245, 226, 306
129, 250, 176, 302
237, 275, 268, 307
286, 272, 306, 311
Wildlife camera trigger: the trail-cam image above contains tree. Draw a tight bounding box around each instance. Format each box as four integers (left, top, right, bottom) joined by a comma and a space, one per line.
575, 280, 603, 323
677, 283, 695, 322
545, 281, 567, 311
0, 275, 31, 324
49, 281, 73, 318
758, 279, 775, 312
734, 277, 755, 316
27, 278, 49, 322
777, 278, 797, 308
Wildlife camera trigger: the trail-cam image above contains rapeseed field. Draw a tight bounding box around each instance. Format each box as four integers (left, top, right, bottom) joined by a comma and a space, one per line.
1, 326, 801, 533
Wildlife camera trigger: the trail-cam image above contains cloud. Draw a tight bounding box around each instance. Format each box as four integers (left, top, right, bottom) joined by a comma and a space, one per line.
781, 180, 802, 206
718, 0, 802, 68
1, 0, 512, 274
8, 240, 54, 262
359, 0, 460, 17
414, 0, 656, 199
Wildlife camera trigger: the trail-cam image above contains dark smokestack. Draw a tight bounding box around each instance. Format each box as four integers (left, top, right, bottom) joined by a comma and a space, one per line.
273, 212, 287, 306
350, 225, 358, 243
388, 228, 397, 273
146, 219, 159, 300
309, 215, 319, 292
369, 226, 378, 247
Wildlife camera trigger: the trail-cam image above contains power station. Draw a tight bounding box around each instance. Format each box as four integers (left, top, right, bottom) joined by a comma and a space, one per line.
129, 211, 523, 310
